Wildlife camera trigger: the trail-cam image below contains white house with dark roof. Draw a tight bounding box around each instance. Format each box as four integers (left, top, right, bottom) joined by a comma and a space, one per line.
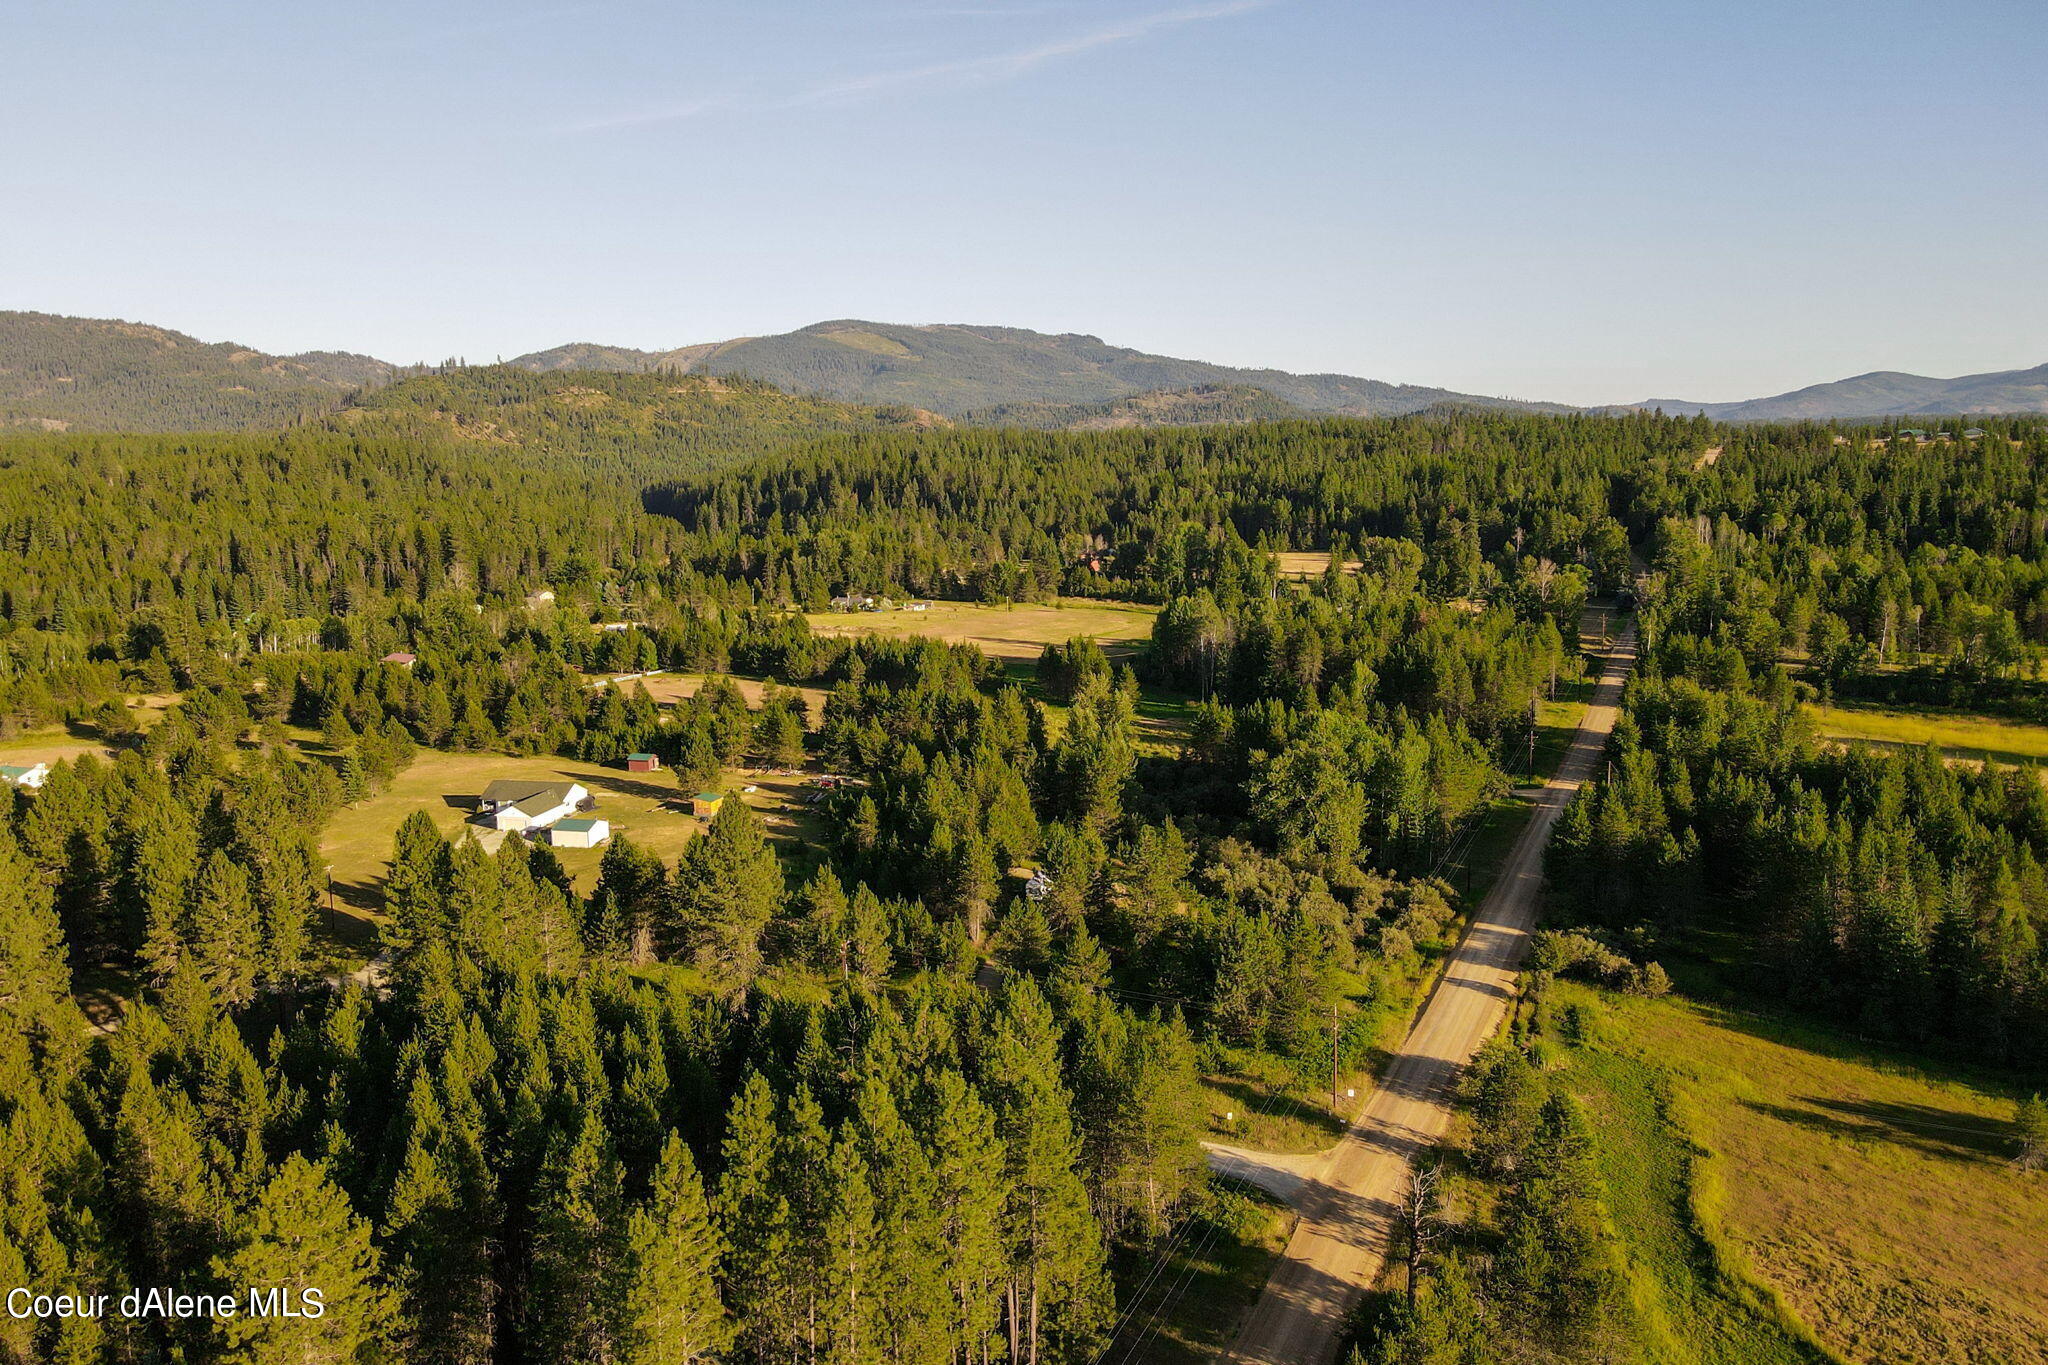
0, 762, 49, 789
476, 778, 590, 832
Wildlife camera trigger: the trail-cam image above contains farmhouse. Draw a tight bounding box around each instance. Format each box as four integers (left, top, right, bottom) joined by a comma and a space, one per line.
381, 652, 418, 668
0, 762, 50, 789
477, 779, 591, 832
625, 752, 660, 772
691, 791, 725, 818
548, 817, 610, 848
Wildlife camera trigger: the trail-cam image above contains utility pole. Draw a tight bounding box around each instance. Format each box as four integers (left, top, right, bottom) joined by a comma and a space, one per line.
1331, 1005, 1340, 1113
1526, 697, 1538, 783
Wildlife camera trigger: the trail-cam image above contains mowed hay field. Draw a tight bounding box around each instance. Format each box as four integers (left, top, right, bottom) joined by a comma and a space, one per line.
803, 598, 1157, 661
1806, 701, 2048, 767
1556, 982, 2048, 1365
1271, 551, 1362, 578
319, 747, 816, 928
589, 672, 830, 726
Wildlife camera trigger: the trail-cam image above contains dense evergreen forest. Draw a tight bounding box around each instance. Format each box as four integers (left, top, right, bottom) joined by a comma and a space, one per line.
2, 386, 2045, 1363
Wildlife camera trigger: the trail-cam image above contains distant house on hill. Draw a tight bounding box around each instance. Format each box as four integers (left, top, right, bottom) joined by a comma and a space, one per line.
902, 601, 931, 613
381, 651, 417, 668
0, 762, 49, 789
597, 622, 635, 633
477, 779, 591, 832
548, 816, 610, 848
1964, 428, 1988, 439
625, 752, 660, 773
828, 594, 880, 612
691, 791, 725, 818
525, 588, 557, 609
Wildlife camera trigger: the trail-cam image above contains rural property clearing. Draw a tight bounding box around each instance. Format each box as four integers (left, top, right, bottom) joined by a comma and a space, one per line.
1807, 700, 2048, 767
319, 747, 814, 929
802, 598, 1157, 661
1565, 981, 2048, 1365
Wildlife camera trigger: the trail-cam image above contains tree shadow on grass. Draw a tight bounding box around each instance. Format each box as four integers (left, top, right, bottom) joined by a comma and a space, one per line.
1742, 1096, 2015, 1165
1208, 1076, 1347, 1142
561, 768, 690, 806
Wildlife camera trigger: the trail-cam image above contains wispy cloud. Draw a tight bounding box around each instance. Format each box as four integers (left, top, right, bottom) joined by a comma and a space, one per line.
571, 0, 1274, 133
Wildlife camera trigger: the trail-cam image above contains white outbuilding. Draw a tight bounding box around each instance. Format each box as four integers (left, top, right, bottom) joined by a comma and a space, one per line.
548, 817, 611, 848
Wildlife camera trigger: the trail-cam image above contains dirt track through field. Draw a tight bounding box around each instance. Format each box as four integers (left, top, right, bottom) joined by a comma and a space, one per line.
1220, 620, 1637, 1365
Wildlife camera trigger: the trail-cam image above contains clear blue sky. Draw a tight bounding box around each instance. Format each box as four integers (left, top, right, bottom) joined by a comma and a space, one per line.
5, 0, 2044, 404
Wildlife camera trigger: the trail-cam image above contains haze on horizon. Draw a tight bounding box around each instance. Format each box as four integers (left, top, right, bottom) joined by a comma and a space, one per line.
3, 0, 2043, 407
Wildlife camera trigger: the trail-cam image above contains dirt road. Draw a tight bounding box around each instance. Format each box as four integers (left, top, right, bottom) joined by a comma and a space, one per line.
1221, 622, 1637, 1365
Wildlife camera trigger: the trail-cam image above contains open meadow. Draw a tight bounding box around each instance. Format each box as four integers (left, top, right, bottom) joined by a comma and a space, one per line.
1806, 700, 2048, 767
803, 597, 1158, 660
586, 670, 831, 725
1553, 981, 2048, 1365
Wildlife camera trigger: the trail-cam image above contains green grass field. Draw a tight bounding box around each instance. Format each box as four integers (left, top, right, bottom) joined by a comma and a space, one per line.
319, 747, 818, 932
803, 597, 1158, 661
1554, 982, 2048, 1365
1806, 700, 2048, 767
0, 693, 177, 764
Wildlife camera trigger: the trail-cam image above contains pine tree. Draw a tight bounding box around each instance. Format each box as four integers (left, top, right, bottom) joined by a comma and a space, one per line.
983, 980, 1109, 1365
381, 1075, 497, 1365
847, 884, 891, 986
851, 1078, 950, 1365
527, 1113, 631, 1363
925, 1069, 1005, 1365
622, 1133, 731, 1365
671, 798, 783, 992
188, 850, 261, 1008
717, 1072, 791, 1363
381, 810, 450, 966
2017, 1094, 2048, 1172
0, 827, 77, 1052
211, 1154, 394, 1364
817, 1132, 883, 1365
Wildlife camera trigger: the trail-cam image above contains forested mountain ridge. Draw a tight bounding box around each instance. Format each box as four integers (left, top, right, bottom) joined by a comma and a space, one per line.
0, 310, 399, 431
1630, 360, 2048, 420
960, 382, 1312, 430
339, 365, 947, 468
13, 305, 2048, 432
508, 319, 1576, 418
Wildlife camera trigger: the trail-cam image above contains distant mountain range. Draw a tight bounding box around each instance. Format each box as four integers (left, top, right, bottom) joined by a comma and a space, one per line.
0, 310, 397, 431
505, 319, 1570, 419
2, 308, 2043, 433
1627, 363, 2048, 422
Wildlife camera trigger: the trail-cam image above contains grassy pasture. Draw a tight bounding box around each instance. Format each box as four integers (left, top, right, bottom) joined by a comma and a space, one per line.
803, 597, 1158, 661
1271, 551, 1362, 578
1806, 700, 2048, 767
1557, 982, 2048, 1365
0, 693, 178, 764
588, 671, 831, 727
318, 746, 817, 934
